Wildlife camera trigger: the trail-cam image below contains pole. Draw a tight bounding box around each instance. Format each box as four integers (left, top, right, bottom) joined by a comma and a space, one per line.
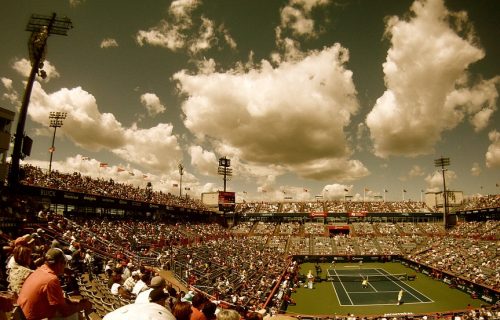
9, 57, 42, 190
48, 126, 57, 173
434, 157, 451, 229
441, 168, 448, 225
178, 163, 183, 197
8, 13, 72, 190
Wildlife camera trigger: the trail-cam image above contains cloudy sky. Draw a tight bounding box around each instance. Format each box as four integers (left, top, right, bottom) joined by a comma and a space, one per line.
1, 0, 498, 202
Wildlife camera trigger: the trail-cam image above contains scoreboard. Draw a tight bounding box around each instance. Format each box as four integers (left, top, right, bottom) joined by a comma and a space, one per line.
218, 191, 236, 211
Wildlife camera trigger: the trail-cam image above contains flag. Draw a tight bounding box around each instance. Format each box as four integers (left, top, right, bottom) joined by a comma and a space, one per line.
99, 162, 108, 168
117, 167, 125, 172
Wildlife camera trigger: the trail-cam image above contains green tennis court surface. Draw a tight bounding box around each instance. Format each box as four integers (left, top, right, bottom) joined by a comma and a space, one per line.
328, 268, 433, 306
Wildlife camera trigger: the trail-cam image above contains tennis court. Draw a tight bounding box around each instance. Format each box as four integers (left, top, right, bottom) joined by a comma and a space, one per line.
328, 267, 433, 306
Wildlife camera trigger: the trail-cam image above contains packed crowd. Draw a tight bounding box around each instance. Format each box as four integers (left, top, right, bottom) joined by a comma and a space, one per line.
459, 194, 500, 211
20, 165, 208, 210
1, 214, 499, 320
1, 180, 499, 320
234, 200, 434, 215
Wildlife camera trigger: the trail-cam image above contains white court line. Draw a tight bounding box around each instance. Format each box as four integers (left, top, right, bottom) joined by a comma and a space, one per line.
374, 268, 433, 303
367, 281, 378, 292
332, 269, 354, 305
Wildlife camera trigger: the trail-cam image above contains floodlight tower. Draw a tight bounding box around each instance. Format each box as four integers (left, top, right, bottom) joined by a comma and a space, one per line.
8, 13, 73, 190
178, 163, 184, 197
217, 157, 232, 192
434, 157, 451, 229
48, 112, 66, 174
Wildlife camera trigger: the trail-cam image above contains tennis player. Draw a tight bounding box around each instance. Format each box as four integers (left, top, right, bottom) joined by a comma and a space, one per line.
397, 289, 404, 305
361, 277, 368, 288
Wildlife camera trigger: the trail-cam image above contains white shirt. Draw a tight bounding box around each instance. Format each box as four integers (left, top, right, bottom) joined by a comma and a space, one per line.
135, 288, 153, 304
111, 283, 122, 295
132, 279, 148, 295
103, 302, 176, 320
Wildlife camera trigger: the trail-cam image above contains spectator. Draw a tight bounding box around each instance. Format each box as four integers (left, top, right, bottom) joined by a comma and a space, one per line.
136, 275, 167, 304
17, 248, 92, 320
202, 301, 217, 320
132, 272, 150, 296
172, 301, 193, 320
191, 292, 208, 320
217, 309, 240, 320
7, 245, 33, 294
123, 270, 141, 293
103, 287, 175, 320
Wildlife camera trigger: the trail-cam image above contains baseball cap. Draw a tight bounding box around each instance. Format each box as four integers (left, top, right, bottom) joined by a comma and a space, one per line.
149, 288, 169, 302
45, 248, 69, 263
150, 276, 166, 288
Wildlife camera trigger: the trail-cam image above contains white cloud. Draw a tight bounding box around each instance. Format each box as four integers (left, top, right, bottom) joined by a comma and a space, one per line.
485, 130, 500, 168
280, 0, 330, 38
1, 77, 18, 106
221, 25, 237, 49
12, 58, 60, 82
188, 17, 215, 54
136, 0, 236, 55
27, 83, 182, 173
188, 145, 217, 176
100, 38, 119, 49
1, 77, 13, 90
425, 169, 457, 191
169, 0, 200, 21
136, 22, 186, 51
140, 93, 166, 116
69, 0, 84, 7
366, 0, 499, 158
175, 44, 369, 181
280, 6, 314, 36
408, 165, 425, 178
322, 183, 352, 200
470, 162, 481, 176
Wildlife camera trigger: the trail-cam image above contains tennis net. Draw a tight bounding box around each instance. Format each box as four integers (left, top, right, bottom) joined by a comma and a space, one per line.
327, 273, 408, 282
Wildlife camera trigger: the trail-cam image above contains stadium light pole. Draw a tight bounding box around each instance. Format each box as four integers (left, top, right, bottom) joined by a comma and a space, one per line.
178, 163, 184, 197
434, 157, 450, 229
217, 156, 232, 192
48, 111, 66, 174
8, 13, 73, 191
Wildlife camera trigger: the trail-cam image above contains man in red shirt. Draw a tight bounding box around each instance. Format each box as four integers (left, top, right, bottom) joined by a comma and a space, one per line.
17, 248, 92, 320
190, 292, 208, 320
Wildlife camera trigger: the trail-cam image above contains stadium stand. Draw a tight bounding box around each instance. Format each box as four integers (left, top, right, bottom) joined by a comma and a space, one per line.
0, 165, 499, 320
